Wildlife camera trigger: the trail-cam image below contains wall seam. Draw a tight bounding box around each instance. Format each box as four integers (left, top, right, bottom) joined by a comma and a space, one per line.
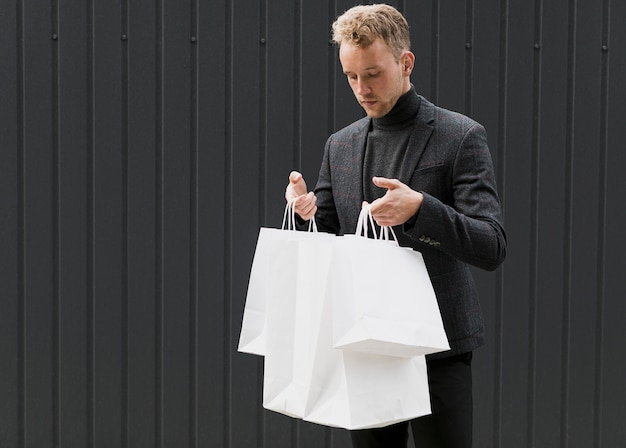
430, 0, 440, 103
560, 0, 577, 446
494, 0, 509, 446
155, 0, 164, 445
328, 0, 337, 134
17, 0, 25, 446
527, 0, 543, 445
86, 0, 95, 445
121, 0, 130, 446
189, 0, 199, 447
51, 0, 60, 445
223, 1, 234, 446
464, 0, 474, 116
593, 0, 610, 445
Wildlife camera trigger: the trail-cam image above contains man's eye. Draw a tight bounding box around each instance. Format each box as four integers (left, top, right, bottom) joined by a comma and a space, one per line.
368, 72, 380, 78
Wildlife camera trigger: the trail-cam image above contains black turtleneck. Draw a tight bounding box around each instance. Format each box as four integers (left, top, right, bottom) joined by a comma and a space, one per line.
362, 86, 421, 202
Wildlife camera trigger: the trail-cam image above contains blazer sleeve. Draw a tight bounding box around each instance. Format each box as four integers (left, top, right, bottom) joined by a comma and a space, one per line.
405, 122, 507, 271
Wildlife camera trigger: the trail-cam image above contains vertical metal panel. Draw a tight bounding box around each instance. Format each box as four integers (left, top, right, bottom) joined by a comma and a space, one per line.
196, 0, 227, 446
93, 0, 125, 446
299, 0, 335, 195
2, 1, 626, 447
568, 1, 604, 446
0, 0, 20, 446
228, 1, 262, 447
126, 0, 159, 445
437, 1, 468, 113
403, 0, 433, 100
534, 1, 569, 446
501, 0, 535, 445
22, 1, 56, 446
332, 0, 367, 130
602, 1, 626, 445
57, 0, 90, 445
263, 2, 298, 447
469, 1, 505, 446
162, 0, 193, 443
592, 3, 610, 446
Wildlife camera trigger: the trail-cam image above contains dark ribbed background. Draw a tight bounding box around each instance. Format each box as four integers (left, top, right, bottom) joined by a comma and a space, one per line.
1, 0, 624, 446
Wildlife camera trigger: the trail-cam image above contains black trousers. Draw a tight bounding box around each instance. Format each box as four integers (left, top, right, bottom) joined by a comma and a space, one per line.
350, 351, 473, 448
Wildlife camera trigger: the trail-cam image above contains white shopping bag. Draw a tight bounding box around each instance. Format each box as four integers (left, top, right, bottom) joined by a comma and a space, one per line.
238, 202, 324, 356
258, 217, 432, 428
304, 353, 431, 429
301, 283, 432, 429
330, 206, 450, 358
261, 234, 334, 417
241, 202, 434, 429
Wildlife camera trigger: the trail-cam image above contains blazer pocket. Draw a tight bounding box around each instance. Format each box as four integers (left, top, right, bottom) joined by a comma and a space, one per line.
413, 163, 447, 175
410, 163, 452, 198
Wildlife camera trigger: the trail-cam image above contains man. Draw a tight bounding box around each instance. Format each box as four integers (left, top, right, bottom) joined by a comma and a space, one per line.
286, 4, 506, 447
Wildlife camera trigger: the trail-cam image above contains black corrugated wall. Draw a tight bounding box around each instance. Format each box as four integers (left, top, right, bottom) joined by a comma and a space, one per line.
1, 0, 624, 447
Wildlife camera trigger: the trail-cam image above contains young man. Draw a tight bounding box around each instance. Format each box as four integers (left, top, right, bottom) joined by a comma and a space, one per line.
286, 4, 506, 447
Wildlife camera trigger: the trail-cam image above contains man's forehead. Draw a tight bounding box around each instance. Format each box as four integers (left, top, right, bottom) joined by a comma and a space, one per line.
339, 40, 394, 69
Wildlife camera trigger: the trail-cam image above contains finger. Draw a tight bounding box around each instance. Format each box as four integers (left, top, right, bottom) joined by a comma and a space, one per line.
372, 176, 401, 189
295, 192, 316, 214
289, 171, 309, 198
290, 191, 308, 209
296, 192, 317, 219
300, 205, 317, 220
285, 186, 302, 204
289, 171, 302, 184
298, 208, 317, 221
370, 207, 393, 226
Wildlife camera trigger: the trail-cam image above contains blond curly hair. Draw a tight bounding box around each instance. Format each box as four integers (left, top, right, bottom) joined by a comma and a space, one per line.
331, 4, 411, 61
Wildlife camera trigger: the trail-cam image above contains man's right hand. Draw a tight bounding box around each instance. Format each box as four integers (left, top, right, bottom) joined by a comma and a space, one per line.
285, 171, 317, 220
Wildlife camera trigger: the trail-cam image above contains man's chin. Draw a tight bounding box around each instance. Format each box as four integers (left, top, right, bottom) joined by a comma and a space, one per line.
364, 109, 386, 119
361, 103, 392, 118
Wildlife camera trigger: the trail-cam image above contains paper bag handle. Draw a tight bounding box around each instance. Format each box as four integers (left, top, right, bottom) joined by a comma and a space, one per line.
355, 205, 377, 239
356, 205, 398, 244
282, 198, 317, 232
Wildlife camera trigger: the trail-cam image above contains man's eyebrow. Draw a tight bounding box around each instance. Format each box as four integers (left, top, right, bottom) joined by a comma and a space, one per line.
343, 65, 381, 74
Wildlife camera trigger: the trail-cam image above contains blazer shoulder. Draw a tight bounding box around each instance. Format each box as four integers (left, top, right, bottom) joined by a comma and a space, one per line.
329, 116, 370, 142
417, 95, 481, 132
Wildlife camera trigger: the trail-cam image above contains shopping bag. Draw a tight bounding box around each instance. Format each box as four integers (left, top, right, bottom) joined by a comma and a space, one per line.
330, 206, 450, 358
241, 202, 434, 429
299, 275, 432, 429
258, 216, 432, 428
238, 202, 321, 356
261, 233, 334, 417
304, 352, 432, 429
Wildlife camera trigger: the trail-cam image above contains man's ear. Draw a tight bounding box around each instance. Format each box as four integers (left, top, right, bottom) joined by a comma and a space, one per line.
401, 51, 415, 74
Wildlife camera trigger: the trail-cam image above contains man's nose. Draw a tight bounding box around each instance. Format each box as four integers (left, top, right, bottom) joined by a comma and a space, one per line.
356, 78, 370, 96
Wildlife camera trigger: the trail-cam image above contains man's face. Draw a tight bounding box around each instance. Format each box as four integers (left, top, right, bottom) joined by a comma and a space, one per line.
339, 39, 413, 119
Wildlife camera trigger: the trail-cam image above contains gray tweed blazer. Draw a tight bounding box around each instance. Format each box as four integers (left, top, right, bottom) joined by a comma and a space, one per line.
313, 94, 507, 358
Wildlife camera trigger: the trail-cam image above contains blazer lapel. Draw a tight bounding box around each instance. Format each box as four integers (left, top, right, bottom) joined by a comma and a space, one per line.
339, 117, 371, 220
399, 97, 434, 184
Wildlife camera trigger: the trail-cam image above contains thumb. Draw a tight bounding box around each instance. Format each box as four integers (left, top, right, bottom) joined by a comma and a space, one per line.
372, 176, 400, 190
289, 171, 302, 184
288, 170, 308, 197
